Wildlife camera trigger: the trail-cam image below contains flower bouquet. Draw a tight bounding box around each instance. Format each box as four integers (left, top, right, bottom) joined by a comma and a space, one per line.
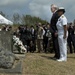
13, 36, 27, 53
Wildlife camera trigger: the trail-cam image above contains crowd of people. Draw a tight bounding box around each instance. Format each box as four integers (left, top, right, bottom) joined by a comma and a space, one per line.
13, 4, 75, 62
0, 25, 12, 31
13, 23, 52, 53
0, 4, 75, 62
12, 21, 75, 55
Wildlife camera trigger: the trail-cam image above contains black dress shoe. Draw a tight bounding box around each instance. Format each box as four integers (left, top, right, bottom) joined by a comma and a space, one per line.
53, 56, 60, 59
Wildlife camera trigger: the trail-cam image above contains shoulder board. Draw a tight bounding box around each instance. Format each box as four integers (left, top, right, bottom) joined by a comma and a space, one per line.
61, 15, 64, 18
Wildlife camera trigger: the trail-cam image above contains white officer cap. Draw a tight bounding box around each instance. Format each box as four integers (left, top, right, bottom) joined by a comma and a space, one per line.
57, 7, 65, 13
58, 7, 65, 10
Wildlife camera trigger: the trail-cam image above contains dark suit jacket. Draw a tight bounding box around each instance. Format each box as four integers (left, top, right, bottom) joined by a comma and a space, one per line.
50, 11, 59, 35
68, 27, 75, 36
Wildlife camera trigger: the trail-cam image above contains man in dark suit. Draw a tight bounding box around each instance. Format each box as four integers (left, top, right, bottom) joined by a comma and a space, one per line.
50, 4, 60, 59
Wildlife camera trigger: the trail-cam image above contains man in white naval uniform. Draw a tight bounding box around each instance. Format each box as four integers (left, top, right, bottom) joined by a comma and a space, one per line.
56, 7, 68, 62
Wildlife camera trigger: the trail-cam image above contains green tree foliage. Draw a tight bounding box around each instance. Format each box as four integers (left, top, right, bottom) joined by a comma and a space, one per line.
21, 15, 48, 26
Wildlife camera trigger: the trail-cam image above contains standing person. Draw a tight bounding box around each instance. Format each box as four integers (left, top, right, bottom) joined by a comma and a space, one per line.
56, 7, 68, 62
37, 23, 45, 53
29, 26, 36, 52
74, 25, 75, 33
43, 24, 49, 53
18, 25, 27, 45
50, 4, 60, 59
43, 24, 51, 53
67, 23, 75, 53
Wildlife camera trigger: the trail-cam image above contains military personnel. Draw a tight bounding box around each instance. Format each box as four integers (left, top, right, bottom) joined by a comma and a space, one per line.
37, 23, 45, 53
56, 7, 68, 62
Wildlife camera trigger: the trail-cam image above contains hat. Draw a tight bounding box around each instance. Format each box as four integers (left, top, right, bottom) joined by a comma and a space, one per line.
57, 7, 65, 13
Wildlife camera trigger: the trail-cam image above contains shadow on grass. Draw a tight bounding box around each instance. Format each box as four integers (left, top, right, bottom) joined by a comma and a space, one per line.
67, 56, 75, 59
40, 55, 56, 61
40, 55, 75, 60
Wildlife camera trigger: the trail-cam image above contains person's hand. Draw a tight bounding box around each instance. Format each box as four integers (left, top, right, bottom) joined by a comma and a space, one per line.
63, 35, 67, 39
54, 32, 58, 37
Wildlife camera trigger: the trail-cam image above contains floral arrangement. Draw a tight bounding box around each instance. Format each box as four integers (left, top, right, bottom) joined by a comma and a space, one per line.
13, 36, 27, 53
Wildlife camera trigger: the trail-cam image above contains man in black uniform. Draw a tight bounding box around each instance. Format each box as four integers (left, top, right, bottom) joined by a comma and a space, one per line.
67, 23, 75, 53
50, 4, 60, 59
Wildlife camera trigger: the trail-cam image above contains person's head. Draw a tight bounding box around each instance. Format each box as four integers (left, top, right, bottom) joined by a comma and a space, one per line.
31, 25, 34, 29
57, 7, 65, 16
2, 25, 6, 30
51, 4, 58, 13
38, 22, 42, 27
69, 23, 73, 28
47, 24, 50, 29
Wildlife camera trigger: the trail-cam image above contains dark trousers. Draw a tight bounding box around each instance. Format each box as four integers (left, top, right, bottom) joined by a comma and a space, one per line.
43, 36, 48, 52
52, 35, 60, 59
29, 38, 36, 53
67, 35, 75, 53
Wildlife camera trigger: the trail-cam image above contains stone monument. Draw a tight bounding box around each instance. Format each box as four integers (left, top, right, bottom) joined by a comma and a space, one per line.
0, 31, 13, 52
0, 31, 22, 74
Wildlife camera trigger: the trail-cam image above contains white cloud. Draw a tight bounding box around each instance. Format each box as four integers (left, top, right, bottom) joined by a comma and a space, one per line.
0, 0, 75, 22
13, 9, 21, 13
29, 0, 51, 22
29, 0, 75, 22
0, 0, 29, 6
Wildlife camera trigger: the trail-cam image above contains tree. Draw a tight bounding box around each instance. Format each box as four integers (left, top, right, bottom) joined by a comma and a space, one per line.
12, 13, 21, 24
0, 11, 6, 17
21, 14, 48, 26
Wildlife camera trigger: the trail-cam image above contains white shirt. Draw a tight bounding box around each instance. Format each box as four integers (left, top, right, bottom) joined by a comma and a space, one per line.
56, 14, 68, 35
43, 29, 45, 35
31, 28, 34, 35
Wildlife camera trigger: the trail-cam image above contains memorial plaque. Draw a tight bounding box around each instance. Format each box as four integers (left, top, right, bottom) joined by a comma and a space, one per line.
0, 31, 13, 52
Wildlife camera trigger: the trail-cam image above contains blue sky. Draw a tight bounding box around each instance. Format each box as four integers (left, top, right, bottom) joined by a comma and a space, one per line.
0, 0, 75, 23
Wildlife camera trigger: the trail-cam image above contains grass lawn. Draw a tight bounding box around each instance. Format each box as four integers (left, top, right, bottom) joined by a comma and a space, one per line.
0, 53, 75, 75
23, 53, 75, 75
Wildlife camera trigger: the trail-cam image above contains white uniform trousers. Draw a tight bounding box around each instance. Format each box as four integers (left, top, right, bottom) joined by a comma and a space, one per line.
58, 35, 67, 60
